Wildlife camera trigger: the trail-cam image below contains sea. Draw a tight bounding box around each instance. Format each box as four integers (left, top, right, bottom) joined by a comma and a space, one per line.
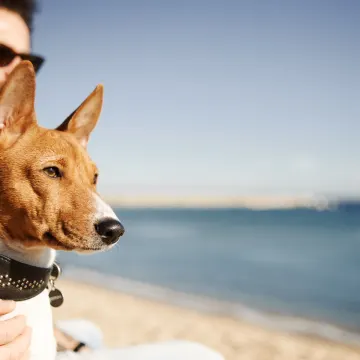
57, 207, 360, 345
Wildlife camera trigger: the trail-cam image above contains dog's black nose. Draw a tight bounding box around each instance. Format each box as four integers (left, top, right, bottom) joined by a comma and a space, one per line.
95, 218, 125, 245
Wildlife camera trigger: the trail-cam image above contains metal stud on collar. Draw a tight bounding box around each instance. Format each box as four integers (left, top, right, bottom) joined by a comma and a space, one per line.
0, 274, 44, 291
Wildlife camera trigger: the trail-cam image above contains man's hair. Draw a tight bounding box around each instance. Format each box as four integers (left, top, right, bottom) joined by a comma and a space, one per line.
0, 0, 38, 33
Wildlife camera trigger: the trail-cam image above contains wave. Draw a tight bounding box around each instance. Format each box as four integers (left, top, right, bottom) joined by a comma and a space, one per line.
60, 266, 360, 347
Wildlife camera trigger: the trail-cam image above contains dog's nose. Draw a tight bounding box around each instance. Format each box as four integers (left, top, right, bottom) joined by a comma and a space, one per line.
95, 218, 125, 245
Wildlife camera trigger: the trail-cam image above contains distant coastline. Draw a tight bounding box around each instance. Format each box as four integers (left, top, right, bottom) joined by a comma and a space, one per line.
104, 195, 334, 210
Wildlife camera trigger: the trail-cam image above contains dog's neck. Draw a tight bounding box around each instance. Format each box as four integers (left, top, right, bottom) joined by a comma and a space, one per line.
0, 240, 55, 268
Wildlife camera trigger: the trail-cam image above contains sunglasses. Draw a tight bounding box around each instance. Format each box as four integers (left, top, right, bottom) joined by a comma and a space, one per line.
0, 44, 45, 73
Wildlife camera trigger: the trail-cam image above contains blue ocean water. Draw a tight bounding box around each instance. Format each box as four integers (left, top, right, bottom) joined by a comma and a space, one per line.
58, 208, 360, 336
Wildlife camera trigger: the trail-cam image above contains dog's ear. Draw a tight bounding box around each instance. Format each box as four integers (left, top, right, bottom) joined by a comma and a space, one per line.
0, 61, 36, 139
57, 85, 103, 148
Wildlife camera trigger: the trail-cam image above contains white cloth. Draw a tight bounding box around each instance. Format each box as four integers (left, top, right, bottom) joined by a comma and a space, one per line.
56, 341, 224, 360
55, 319, 224, 360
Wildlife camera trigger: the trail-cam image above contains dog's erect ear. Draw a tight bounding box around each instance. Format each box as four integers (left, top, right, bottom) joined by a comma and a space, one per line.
57, 85, 103, 148
0, 61, 36, 137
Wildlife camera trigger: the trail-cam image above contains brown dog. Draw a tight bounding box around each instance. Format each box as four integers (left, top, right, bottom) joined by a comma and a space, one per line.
0, 60, 124, 360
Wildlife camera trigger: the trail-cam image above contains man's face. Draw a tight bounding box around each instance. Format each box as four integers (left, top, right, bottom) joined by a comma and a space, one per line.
0, 9, 30, 88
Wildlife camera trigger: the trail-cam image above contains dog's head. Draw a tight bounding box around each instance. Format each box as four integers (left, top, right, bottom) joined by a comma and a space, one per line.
0, 61, 124, 252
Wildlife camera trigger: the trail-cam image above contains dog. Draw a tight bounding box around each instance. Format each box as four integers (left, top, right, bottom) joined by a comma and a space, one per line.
0, 60, 124, 360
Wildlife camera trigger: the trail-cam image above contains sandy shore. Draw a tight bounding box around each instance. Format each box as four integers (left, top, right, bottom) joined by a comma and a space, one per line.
51, 279, 360, 360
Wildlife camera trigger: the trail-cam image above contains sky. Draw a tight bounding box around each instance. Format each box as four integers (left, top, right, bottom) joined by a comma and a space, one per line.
32, 0, 360, 198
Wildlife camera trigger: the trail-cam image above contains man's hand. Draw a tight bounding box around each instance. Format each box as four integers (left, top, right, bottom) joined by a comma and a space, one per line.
0, 300, 31, 360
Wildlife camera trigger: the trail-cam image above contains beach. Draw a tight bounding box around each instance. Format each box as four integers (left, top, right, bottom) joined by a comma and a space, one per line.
53, 279, 360, 360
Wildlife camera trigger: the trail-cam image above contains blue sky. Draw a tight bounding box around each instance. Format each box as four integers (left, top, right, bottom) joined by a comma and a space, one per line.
32, 0, 360, 198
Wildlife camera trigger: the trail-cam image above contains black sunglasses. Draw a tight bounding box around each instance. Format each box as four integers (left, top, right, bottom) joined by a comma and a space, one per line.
0, 44, 45, 73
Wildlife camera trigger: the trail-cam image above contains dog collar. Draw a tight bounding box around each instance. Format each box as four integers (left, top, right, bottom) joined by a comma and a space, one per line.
0, 255, 62, 305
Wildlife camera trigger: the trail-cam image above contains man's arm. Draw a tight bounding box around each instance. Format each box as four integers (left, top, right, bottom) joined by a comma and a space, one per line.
54, 326, 90, 353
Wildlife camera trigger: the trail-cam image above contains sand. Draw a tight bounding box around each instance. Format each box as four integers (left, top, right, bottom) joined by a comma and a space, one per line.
51, 279, 360, 360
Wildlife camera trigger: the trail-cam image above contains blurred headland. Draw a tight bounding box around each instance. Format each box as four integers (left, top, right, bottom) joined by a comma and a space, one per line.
104, 194, 334, 210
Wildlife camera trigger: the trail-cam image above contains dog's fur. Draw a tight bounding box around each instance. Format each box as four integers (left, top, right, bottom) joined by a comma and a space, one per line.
0, 61, 122, 359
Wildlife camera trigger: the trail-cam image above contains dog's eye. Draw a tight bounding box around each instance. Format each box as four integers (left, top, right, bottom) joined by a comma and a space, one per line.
93, 173, 98, 185
43, 167, 62, 179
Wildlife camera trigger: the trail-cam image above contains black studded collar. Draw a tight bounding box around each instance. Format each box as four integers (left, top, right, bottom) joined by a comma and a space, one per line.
0, 255, 61, 303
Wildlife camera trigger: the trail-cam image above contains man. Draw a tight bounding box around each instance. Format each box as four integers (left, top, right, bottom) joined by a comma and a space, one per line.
0, 4, 43, 360
0, 0, 41, 83
0, 1, 224, 359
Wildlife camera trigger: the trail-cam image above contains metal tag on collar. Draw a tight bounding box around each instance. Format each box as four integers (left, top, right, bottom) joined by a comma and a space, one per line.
49, 262, 64, 307
49, 286, 64, 307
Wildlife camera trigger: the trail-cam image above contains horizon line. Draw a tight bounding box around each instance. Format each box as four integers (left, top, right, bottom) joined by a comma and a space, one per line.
102, 194, 341, 210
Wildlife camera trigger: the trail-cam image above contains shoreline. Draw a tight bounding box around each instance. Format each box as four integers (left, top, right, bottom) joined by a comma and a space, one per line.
53, 274, 360, 360
58, 266, 360, 349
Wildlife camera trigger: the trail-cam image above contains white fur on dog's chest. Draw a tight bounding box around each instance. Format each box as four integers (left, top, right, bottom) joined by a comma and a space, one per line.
0, 290, 56, 360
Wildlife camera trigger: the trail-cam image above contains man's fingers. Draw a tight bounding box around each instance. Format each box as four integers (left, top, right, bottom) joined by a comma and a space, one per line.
0, 300, 15, 316
0, 301, 32, 360
0, 315, 26, 346
0, 326, 32, 360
